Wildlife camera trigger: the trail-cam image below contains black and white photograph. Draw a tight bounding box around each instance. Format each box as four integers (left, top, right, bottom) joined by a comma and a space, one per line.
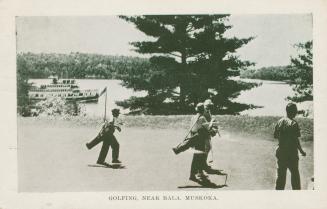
15, 14, 314, 191
2, 0, 327, 208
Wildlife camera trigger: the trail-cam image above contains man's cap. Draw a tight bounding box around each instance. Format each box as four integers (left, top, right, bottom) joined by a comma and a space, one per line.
111, 108, 120, 114
204, 99, 214, 106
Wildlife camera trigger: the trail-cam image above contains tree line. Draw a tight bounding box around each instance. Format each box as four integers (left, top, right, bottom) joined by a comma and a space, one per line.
240, 66, 298, 81
17, 52, 151, 79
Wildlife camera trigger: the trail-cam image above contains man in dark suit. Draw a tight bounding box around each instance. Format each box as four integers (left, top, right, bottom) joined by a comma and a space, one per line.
86, 109, 122, 166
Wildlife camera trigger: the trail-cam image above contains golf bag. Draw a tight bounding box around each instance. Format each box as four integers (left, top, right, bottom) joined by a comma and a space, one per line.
86, 121, 115, 149
172, 133, 200, 154
172, 115, 201, 155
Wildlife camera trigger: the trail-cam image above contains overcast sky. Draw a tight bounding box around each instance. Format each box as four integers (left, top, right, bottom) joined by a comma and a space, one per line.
16, 14, 312, 68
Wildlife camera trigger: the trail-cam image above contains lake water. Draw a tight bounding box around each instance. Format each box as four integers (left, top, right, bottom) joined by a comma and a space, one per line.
30, 78, 295, 117
232, 78, 295, 116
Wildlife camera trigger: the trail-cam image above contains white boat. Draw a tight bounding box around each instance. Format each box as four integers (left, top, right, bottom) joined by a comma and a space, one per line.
28, 78, 99, 102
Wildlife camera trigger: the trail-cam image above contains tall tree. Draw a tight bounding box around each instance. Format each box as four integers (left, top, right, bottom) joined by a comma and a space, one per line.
119, 15, 258, 114
288, 41, 313, 102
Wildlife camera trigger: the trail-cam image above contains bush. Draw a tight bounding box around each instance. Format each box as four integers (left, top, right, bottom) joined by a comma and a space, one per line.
34, 97, 84, 117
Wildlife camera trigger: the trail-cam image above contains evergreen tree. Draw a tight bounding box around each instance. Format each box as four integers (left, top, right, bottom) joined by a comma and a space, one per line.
119, 15, 258, 114
288, 41, 313, 102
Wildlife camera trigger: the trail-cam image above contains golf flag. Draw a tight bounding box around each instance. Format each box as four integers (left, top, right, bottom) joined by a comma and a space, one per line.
99, 87, 107, 97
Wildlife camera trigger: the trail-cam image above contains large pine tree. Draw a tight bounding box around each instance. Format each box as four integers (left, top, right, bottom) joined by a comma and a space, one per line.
118, 15, 258, 114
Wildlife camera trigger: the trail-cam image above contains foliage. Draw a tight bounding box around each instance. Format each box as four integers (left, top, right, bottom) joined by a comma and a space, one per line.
17, 56, 32, 116
240, 66, 298, 81
119, 15, 258, 114
34, 97, 84, 117
287, 41, 313, 102
16, 52, 150, 79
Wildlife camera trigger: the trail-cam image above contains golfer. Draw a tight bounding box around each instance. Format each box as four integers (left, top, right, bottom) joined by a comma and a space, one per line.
189, 103, 215, 184
274, 103, 306, 190
86, 108, 122, 166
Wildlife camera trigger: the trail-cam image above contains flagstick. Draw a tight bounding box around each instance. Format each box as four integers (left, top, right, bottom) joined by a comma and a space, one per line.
104, 88, 107, 122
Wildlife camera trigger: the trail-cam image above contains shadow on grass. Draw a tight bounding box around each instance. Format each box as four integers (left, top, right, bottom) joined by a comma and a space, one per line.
178, 177, 228, 189
87, 164, 126, 169
178, 184, 228, 189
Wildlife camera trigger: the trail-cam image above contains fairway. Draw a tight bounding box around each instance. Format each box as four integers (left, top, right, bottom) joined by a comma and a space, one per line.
18, 119, 313, 192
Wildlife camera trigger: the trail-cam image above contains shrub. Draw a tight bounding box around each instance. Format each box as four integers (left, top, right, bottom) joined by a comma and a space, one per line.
34, 97, 84, 117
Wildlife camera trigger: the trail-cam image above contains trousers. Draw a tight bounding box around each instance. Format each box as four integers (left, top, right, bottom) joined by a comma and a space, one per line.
190, 153, 207, 178
88, 133, 119, 163
275, 158, 301, 190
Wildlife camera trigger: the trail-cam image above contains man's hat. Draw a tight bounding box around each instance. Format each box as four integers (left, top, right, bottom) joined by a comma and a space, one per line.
204, 99, 214, 106
111, 108, 120, 114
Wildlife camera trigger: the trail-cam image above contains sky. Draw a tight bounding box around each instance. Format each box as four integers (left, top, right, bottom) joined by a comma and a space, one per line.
16, 14, 312, 68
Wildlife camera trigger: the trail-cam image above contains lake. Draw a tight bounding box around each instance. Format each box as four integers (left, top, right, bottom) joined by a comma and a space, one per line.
30, 78, 295, 117
232, 78, 295, 116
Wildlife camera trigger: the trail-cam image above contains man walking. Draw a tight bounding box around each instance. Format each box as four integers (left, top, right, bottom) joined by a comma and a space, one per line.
189, 103, 214, 184
86, 108, 122, 166
274, 103, 306, 190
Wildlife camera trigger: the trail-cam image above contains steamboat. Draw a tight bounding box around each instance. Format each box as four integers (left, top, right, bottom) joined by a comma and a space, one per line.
28, 78, 99, 102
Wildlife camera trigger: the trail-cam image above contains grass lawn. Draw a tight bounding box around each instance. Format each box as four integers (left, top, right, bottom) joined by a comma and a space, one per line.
18, 116, 313, 191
